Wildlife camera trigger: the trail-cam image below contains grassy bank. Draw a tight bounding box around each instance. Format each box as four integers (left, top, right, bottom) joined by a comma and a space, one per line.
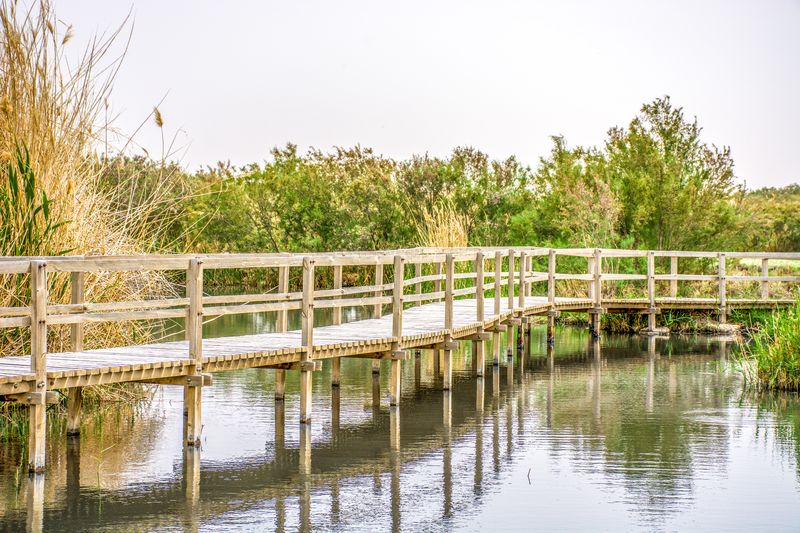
740, 303, 800, 392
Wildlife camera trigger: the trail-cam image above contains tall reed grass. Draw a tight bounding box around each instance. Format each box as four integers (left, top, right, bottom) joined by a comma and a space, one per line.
740, 302, 800, 392
0, 1, 184, 421
0, 0, 182, 357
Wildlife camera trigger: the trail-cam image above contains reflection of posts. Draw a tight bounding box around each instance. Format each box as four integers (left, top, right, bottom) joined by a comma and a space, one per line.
492, 389, 500, 474
474, 400, 484, 494
66, 437, 81, 519
546, 344, 554, 428
443, 391, 453, 519
275, 494, 286, 533
476, 377, 485, 414
506, 389, 513, 457
330, 475, 341, 530
390, 407, 401, 533
506, 352, 514, 391
646, 336, 655, 412
183, 447, 201, 533
372, 373, 381, 421
591, 338, 601, 424
331, 386, 341, 436
414, 351, 421, 387
299, 424, 312, 476
300, 436, 312, 533
275, 399, 285, 462
492, 364, 500, 399
26, 473, 44, 533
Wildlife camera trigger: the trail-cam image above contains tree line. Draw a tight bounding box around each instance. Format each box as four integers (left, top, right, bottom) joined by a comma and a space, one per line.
102, 97, 799, 257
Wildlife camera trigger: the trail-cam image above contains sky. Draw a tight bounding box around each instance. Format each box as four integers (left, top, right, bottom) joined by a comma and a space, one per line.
59, 0, 800, 188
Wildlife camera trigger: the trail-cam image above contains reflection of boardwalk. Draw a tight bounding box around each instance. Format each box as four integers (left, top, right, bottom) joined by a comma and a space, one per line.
0, 246, 795, 498
5, 333, 737, 532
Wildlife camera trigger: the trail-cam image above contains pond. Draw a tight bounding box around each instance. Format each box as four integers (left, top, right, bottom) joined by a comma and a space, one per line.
1, 321, 799, 532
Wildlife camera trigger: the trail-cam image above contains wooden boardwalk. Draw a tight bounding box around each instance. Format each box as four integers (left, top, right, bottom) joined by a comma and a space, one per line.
0, 246, 798, 476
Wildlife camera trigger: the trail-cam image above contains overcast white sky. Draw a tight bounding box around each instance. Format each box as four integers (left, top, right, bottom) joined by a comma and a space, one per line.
60, 0, 800, 188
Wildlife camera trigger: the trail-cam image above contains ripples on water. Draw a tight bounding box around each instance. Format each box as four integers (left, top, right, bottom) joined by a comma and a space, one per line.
1, 327, 799, 532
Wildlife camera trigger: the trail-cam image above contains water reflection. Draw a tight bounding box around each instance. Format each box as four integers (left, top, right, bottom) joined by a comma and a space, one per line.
2, 329, 800, 531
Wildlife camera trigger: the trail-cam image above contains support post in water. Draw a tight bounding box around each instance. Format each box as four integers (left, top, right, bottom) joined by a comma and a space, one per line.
646, 251, 657, 333
475, 251, 485, 377
372, 263, 384, 375
389, 255, 405, 406
29, 261, 48, 473
185, 258, 204, 447
516, 251, 526, 354
67, 271, 84, 437
493, 251, 502, 365
547, 249, 557, 345
718, 252, 727, 324
275, 265, 289, 400
331, 264, 343, 387
300, 257, 315, 424
443, 253, 454, 390
589, 248, 602, 338
506, 250, 515, 358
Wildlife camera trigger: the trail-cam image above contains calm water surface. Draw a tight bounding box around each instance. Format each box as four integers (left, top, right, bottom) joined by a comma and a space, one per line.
1, 317, 800, 532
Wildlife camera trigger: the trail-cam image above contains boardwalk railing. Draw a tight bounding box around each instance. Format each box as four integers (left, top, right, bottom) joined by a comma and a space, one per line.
0, 247, 798, 473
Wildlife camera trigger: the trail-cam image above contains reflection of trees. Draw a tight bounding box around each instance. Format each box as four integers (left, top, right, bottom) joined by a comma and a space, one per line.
528, 331, 735, 525
745, 390, 800, 482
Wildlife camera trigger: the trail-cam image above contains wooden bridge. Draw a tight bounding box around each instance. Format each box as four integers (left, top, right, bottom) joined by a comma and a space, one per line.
0, 246, 797, 474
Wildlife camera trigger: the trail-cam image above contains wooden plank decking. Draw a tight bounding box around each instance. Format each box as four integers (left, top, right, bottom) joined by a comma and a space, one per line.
0, 296, 590, 392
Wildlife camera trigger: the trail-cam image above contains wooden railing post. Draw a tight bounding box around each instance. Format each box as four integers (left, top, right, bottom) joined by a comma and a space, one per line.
761, 258, 769, 300
517, 251, 527, 310
443, 253, 454, 390
670, 256, 678, 298
28, 260, 47, 473
493, 251, 502, 365
516, 250, 527, 355
67, 271, 84, 437
547, 249, 557, 344
331, 264, 343, 387
505, 250, 516, 358
275, 265, 289, 399
590, 248, 602, 338
185, 258, 204, 446
507, 250, 515, 313
300, 257, 315, 424
718, 252, 727, 324
646, 251, 656, 332
372, 263, 384, 374
474, 251, 485, 377
389, 255, 405, 405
